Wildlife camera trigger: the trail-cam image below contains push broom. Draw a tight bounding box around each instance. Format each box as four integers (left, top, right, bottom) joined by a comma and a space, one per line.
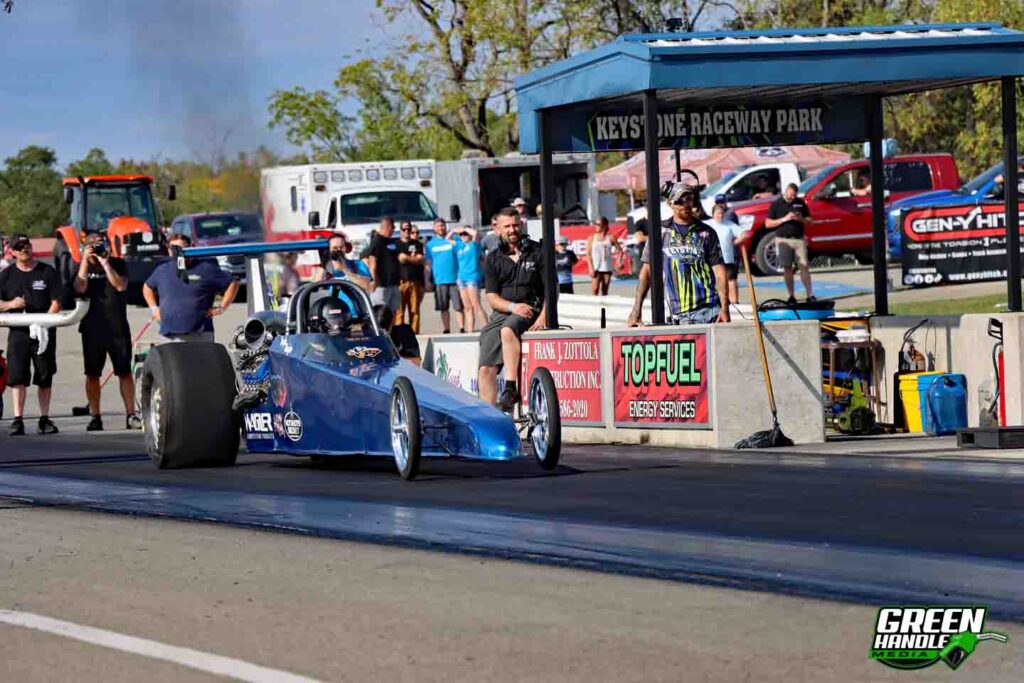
734, 245, 793, 449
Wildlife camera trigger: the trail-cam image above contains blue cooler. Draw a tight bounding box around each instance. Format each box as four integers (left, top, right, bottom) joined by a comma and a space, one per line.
924, 374, 968, 436
758, 299, 836, 321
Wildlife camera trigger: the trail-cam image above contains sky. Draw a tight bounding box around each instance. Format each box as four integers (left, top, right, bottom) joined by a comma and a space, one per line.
0, 0, 387, 167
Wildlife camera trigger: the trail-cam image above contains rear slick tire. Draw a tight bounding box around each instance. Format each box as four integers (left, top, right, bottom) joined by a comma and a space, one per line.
390, 377, 422, 481
141, 342, 239, 469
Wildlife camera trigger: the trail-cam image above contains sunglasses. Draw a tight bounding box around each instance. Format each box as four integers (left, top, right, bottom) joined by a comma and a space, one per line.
11, 242, 31, 252
671, 194, 699, 207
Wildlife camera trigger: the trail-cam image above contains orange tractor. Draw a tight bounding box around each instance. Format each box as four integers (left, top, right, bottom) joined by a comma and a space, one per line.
53, 175, 175, 305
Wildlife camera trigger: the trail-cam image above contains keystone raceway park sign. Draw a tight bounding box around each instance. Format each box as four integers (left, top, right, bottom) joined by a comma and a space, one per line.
521, 336, 602, 425
900, 204, 1024, 287
612, 332, 711, 429
585, 99, 868, 152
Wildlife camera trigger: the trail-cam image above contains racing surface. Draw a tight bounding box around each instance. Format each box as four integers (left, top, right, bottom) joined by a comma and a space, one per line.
3, 424, 1024, 620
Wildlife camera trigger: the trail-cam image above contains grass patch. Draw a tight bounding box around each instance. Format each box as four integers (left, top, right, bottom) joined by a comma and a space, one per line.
843, 294, 1009, 316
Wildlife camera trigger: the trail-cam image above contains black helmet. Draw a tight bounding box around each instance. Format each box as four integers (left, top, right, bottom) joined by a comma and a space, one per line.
312, 295, 351, 334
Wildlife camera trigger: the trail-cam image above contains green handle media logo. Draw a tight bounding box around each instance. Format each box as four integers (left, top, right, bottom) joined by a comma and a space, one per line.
869, 606, 1007, 670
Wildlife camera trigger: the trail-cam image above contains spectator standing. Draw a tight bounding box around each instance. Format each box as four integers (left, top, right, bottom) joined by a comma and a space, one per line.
707, 204, 743, 306
481, 213, 501, 257
424, 218, 464, 334
361, 217, 401, 319
317, 232, 373, 315
765, 183, 815, 303
0, 234, 62, 435
714, 194, 739, 223
143, 234, 240, 342
554, 236, 578, 294
627, 182, 730, 326
511, 197, 530, 223
453, 226, 487, 332
585, 217, 623, 296
396, 221, 425, 333
629, 223, 648, 278
73, 230, 140, 431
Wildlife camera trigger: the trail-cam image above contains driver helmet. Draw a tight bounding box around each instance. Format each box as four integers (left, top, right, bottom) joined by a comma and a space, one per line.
322, 300, 352, 335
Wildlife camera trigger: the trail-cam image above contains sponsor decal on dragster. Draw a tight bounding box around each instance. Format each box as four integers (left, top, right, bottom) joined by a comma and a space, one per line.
346, 346, 382, 360
243, 412, 273, 439
522, 337, 602, 423
612, 333, 710, 427
900, 204, 1024, 287
868, 605, 1006, 671
283, 411, 303, 442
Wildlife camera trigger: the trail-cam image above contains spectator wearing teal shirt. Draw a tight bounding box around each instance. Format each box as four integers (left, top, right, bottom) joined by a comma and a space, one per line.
453, 226, 487, 333
316, 232, 373, 315
424, 218, 464, 334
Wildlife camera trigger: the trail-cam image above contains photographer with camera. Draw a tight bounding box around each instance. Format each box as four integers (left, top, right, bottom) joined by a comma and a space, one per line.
0, 233, 62, 436
143, 233, 239, 343
73, 229, 140, 431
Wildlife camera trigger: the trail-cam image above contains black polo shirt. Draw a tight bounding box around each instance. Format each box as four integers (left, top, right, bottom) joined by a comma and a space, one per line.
483, 238, 546, 309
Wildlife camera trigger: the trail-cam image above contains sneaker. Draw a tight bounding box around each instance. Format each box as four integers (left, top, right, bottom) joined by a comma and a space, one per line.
786, 296, 797, 305
37, 416, 58, 435
9, 418, 24, 436
86, 415, 104, 432
806, 295, 818, 303
496, 386, 522, 414
125, 413, 142, 430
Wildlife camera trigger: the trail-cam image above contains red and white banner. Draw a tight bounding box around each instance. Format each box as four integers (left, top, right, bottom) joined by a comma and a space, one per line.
521, 334, 603, 425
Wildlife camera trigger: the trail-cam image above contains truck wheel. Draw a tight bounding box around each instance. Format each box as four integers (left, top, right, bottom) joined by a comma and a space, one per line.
140, 342, 239, 469
753, 231, 782, 276
528, 367, 562, 470
390, 377, 422, 481
52, 239, 77, 310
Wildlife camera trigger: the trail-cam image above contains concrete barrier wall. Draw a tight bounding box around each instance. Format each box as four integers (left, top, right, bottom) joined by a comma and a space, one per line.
425, 319, 825, 449
956, 313, 1024, 427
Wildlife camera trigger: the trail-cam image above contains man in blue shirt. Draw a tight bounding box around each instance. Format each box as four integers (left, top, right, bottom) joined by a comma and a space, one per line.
424, 218, 464, 334
143, 234, 239, 342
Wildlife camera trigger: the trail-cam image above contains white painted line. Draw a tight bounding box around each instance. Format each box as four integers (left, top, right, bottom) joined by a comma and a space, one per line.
0, 610, 323, 683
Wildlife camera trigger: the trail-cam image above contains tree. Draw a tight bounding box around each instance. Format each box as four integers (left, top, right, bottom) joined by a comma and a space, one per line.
66, 148, 115, 178
267, 87, 352, 162
0, 146, 68, 237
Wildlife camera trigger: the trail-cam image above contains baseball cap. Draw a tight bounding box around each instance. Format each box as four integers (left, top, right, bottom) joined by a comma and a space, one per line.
667, 181, 700, 206
511, 197, 526, 207
714, 194, 727, 204
9, 233, 31, 250
557, 235, 569, 244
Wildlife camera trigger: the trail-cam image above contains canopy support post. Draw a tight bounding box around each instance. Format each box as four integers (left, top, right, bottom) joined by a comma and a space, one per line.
539, 108, 559, 328
1003, 76, 1021, 312
674, 147, 681, 182
867, 96, 888, 316
644, 89, 665, 325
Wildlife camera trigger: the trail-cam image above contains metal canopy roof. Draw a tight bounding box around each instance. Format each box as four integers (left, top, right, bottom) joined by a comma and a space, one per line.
515, 23, 1024, 153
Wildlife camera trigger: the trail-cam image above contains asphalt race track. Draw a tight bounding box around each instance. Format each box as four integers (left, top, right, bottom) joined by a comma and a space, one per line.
2, 426, 1023, 622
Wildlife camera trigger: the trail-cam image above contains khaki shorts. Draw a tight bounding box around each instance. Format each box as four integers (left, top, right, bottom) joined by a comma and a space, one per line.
775, 237, 809, 268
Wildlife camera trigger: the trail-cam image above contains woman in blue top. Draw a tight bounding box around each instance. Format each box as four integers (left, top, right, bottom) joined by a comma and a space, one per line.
452, 226, 488, 332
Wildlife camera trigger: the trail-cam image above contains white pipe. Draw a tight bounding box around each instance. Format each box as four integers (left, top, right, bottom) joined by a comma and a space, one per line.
0, 300, 90, 328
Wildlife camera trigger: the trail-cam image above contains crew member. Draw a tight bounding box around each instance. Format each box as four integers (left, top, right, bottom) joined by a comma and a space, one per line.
143, 234, 239, 342
360, 216, 401, 320
554, 235, 578, 294
74, 229, 140, 431
478, 208, 546, 411
396, 221, 425, 333
318, 232, 372, 289
766, 182, 814, 304
627, 182, 730, 326
424, 218, 464, 334
0, 234, 62, 435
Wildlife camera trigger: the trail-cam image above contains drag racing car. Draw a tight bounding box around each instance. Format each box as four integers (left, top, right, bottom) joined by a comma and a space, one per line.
137, 240, 561, 480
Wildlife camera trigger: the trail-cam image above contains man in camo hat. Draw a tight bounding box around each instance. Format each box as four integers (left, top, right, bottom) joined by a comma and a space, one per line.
627, 180, 730, 326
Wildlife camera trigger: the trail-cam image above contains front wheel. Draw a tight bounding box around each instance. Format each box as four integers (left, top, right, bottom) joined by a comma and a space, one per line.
753, 231, 782, 277
528, 367, 561, 470
390, 377, 422, 480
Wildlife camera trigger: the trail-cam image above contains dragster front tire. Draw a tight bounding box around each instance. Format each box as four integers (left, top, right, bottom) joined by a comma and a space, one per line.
529, 367, 561, 470
390, 376, 422, 481
140, 342, 239, 469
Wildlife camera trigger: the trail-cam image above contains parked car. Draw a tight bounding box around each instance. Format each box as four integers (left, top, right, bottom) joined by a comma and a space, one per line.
733, 154, 960, 275
886, 156, 1024, 259
168, 212, 263, 280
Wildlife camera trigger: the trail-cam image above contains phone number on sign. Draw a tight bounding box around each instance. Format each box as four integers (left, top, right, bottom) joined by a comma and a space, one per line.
628, 400, 697, 420
559, 399, 591, 420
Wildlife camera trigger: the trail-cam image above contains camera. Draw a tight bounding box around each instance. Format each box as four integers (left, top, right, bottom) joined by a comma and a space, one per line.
91, 240, 109, 258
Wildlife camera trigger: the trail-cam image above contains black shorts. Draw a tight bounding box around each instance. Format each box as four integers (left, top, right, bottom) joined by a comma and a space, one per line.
434, 283, 463, 312
82, 331, 132, 377
725, 263, 738, 280
5, 329, 57, 388
558, 282, 574, 294
479, 312, 533, 368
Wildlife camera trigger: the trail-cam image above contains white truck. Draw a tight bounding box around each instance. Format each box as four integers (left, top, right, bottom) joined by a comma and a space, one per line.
625, 161, 805, 227
260, 154, 599, 249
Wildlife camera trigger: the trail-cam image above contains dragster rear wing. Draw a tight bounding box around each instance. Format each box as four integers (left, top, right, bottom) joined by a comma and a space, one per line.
181, 239, 329, 316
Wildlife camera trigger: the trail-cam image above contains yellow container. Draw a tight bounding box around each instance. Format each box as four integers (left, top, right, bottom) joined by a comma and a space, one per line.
898, 372, 943, 432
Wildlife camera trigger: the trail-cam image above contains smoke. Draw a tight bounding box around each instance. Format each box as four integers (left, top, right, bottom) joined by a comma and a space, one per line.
78, 0, 259, 164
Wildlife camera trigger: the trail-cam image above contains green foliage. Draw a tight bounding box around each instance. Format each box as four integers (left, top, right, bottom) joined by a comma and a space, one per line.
268, 87, 352, 162
0, 146, 67, 237
65, 148, 115, 178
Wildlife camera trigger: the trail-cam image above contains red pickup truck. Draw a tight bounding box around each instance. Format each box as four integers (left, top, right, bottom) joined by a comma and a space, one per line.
733, 154, 960, 275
